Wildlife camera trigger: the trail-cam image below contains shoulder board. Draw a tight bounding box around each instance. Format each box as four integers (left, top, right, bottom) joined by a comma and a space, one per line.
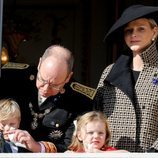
2, 62, 29, 69
70, 82, 96, 100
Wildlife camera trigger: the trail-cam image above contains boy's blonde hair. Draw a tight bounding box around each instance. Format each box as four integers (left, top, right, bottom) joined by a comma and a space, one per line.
68, 111, 111, 151
0, 98, 21, 121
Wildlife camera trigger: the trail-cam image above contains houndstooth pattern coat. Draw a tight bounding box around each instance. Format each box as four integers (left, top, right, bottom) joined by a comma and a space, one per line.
94, 42, 158, 152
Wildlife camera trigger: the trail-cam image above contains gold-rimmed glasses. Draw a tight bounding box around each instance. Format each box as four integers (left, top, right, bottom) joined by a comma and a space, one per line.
37, 71, 67, 91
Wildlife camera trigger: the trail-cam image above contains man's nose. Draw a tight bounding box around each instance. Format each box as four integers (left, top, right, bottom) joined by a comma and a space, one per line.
42, 83, 50, 90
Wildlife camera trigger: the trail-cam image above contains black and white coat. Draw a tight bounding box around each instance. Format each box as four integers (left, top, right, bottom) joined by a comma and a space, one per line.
94, 42, 158, 152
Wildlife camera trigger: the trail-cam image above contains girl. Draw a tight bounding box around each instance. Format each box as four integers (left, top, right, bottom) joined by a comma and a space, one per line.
66, 111, 127, 153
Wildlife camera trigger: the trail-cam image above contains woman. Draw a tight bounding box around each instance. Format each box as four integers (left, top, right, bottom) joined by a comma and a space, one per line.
94, 5, 158, 152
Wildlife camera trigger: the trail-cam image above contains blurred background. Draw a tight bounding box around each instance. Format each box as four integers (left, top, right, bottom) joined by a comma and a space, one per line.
1, 0, 158, 88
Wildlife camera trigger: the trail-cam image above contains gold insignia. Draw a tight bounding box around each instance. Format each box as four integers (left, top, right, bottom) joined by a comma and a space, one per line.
2, 62, 29, 69
70, 82, 96, 100
49, 130, 63, 140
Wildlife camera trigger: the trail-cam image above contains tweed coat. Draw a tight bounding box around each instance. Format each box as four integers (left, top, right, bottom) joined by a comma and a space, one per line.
94, 42, 158, 152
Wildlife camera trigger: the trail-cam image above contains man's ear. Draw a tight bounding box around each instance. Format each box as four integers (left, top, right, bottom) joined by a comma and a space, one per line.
37, 57, 42, 71
65, 71, 73, 83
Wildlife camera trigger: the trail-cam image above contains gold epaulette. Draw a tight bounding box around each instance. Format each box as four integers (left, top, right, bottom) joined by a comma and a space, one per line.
2, 62, 29, 69
70, 82, 96, 100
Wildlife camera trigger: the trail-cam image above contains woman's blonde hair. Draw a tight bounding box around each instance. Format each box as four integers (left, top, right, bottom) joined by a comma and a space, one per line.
148, 18, 157, 28
0, 98, 21, 121
68, 111, 111, 151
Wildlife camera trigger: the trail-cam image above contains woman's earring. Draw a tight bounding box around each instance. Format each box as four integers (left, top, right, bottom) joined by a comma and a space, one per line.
152, 35, 156, 41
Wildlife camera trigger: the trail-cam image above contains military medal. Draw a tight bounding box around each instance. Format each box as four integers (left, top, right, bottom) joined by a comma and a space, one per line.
49, 130, 63, 140
31, 118, 38, 130
29, 102, 52, 130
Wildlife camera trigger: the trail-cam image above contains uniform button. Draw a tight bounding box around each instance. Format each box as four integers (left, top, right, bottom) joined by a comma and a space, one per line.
30, 74, 35, 80
56, 123, 59, 128
54, 98, 58, 102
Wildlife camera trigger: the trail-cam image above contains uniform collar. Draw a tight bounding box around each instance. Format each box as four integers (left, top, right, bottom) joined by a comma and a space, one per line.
39, 95, 60, 111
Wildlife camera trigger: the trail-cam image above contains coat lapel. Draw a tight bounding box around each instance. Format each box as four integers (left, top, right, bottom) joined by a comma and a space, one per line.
105, 54, 135, 102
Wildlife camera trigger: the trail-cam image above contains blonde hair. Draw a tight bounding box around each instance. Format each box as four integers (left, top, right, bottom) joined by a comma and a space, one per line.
148, 18, 157, 28
148, 19, 158, 41
0, 98, 21, 121
68, 111, 111, 151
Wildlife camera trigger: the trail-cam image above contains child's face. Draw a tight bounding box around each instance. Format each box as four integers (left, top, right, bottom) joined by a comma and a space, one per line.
0, 117, 20, 140
77, 120, 106, 151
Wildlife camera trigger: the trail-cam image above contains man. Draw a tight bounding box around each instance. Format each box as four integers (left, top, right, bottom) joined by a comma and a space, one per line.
0, 45, 96, 152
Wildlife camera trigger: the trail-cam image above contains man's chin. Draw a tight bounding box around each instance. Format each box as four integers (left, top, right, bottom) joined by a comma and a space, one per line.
39, 92, 48, 97
39, 90, 58, 97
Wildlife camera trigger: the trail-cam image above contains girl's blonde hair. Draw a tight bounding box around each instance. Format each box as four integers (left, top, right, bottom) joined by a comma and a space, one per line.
68, 111, 111, 151
0, 98, 21, 121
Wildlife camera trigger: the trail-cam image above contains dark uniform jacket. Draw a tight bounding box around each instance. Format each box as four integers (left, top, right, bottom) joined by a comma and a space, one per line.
0, 63, 96, 152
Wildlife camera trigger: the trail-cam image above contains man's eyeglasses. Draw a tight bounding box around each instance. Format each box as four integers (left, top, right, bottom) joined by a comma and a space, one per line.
37, 71, 67, 91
